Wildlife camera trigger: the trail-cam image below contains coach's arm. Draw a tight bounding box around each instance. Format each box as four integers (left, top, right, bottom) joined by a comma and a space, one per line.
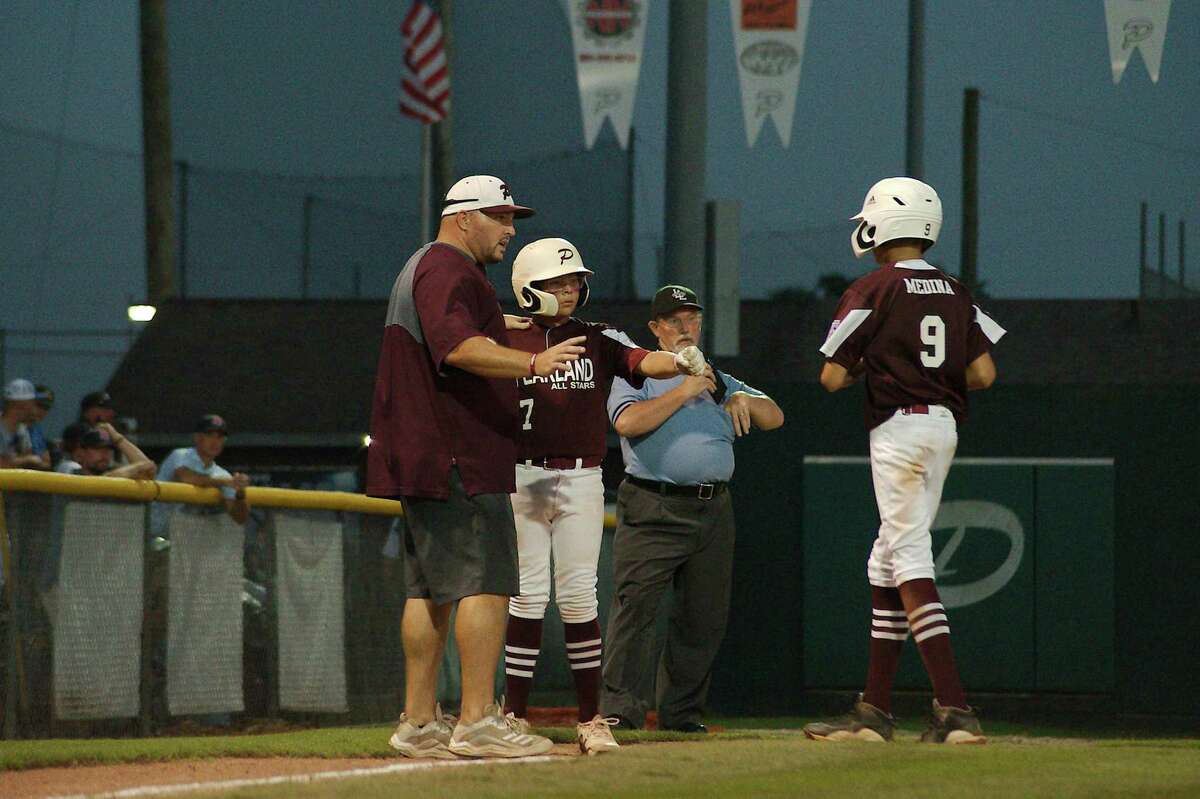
444, 335, 587, 379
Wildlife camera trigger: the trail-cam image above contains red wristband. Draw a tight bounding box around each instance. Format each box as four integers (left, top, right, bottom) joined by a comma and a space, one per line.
529, 352, 537, 376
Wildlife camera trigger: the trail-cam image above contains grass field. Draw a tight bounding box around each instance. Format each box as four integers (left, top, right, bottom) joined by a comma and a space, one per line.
3, 719, 1197, 798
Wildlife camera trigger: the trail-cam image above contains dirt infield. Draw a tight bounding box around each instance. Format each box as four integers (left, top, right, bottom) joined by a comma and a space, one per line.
1, 747, 581, 799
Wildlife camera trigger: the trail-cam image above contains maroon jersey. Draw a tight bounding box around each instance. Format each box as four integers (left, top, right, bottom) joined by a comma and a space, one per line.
367, 242, 518, 499
819, 259, 1005, 430
506, 320, 649, 461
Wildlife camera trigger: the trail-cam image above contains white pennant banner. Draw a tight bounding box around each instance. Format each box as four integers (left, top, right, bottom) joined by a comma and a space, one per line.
562, 0, 649, 149
729, 0, 811, 147
1104, 0, 1171, 84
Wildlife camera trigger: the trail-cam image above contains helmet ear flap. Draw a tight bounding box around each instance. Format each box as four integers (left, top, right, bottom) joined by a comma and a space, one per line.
577, 279, 590, 309
520, 286, 559, 316
851, 219, 876, 259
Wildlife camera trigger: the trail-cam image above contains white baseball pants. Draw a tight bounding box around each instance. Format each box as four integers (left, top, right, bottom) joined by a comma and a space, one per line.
867, 405, 958, 587
508, 463, 605, 623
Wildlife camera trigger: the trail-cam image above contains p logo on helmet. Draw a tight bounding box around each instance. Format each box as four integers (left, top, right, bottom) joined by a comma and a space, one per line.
511, 237, 594, 317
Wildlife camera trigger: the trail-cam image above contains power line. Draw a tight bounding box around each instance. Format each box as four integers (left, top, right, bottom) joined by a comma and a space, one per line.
980, 93, 1200, 160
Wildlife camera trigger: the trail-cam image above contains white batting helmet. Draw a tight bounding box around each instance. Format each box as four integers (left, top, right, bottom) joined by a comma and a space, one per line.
850, 177, 943, 258
511, 237, 594, 316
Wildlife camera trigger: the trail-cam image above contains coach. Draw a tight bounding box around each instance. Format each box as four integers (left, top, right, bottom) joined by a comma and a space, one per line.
367, 175, 584, 759
600, 285, 784, 732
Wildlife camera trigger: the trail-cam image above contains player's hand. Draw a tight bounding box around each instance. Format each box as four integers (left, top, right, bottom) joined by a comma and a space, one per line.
504, 314, 532, 330
725, 391, 754, 437
534, 335, 587, 376
679, 372, 718, 400
230, 472, 251, 491
673, 345, 706, 376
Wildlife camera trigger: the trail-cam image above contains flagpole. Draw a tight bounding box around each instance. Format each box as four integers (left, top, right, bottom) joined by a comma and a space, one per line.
420, 123, 433, 245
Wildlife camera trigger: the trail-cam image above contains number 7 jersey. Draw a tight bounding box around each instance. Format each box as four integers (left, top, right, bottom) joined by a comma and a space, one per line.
819, 259, 1006, 430
507, 319, 650, 461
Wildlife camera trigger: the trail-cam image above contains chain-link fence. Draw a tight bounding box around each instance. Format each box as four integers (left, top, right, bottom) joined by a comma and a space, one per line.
0, 471, 624, 739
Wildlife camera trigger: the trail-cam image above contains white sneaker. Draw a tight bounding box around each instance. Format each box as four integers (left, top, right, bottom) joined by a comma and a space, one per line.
388, 704, 457, 759
448, 702, 554, 758
576, 715, 621, 755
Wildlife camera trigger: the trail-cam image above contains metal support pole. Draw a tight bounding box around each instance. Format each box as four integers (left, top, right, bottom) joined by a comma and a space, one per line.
905, 0, 925, 179
1139, 202, 1147, 298
419, 125, 433, 246
1158, 212, 1166, 297
960, 87, 979, 290
623, 127, 636, 300
663, 1, 708, 297
301, 194, 314, 299
177, 160, 189, 299
431, 0, 455, 200
1180, 219, 1186, 291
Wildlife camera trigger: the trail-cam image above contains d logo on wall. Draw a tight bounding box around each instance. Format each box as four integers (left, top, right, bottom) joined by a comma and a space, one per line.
1104, 0, 1172, 83
729, 0, 811, 147
931, 500, 1025, 609
562, 0, 649, 149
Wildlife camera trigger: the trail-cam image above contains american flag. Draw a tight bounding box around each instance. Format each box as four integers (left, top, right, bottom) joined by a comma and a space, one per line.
399, 1, 450, 123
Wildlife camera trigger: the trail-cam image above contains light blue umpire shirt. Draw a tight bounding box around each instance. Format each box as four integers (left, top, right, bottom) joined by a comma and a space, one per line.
607, 369, 767, 486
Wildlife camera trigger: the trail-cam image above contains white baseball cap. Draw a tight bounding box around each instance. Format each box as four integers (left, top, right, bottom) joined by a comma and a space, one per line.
441, 175, 535, 218
4, 378, 36, 401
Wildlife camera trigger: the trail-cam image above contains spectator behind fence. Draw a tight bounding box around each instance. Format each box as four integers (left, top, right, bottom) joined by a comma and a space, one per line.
54, 422, 156, 479
151, 414, 250, 536
79, 390, 117, 425
2, 378, 49, 469
29, 384, 54, 461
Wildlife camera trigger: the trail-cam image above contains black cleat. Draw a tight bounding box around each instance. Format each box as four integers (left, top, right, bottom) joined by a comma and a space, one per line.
919, 699, 987, 744
803, 694, 896, 742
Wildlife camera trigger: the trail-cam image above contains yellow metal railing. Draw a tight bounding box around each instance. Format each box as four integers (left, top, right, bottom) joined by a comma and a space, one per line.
0, 468, 619, 525
0, 469, 404, 515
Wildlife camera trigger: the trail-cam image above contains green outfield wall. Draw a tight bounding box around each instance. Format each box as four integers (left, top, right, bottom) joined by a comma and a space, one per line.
705, 383, 1199, 720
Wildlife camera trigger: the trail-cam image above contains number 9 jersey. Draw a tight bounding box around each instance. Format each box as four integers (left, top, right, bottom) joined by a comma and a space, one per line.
819, 259, 1006, 430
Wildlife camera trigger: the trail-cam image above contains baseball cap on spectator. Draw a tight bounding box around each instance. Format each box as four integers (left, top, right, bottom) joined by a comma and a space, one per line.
4, 379, 36, 401
61, 421, 91, 452
80, 391, 113, 413
35, 384, 55, 410
80, 426, 115, 450
440, 175, 535, 219
194, 414, 229, 435
651, 285, 704, 319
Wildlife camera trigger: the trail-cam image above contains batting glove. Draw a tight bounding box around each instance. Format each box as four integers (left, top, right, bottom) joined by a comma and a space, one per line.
674, 345, 707, 376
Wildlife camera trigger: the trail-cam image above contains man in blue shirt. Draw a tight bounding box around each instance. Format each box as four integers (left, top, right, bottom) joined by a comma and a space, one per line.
600, 285, 784, 732
151, 414, 250, 536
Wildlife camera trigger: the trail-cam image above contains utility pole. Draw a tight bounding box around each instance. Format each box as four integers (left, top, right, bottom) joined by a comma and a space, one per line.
960, 87, 979, 291
905, 0, 925, 179
139, 0, 176, 305
663, 2, 707, 295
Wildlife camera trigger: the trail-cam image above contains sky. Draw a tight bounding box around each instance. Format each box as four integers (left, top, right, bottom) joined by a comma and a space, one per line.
1, 0, 1198, 434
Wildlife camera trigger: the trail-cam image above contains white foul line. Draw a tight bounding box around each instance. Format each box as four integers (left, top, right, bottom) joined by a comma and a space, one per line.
46, 755, 560, 799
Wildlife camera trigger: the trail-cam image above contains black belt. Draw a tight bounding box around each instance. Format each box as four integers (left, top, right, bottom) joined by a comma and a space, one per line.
626, 475, 727, 500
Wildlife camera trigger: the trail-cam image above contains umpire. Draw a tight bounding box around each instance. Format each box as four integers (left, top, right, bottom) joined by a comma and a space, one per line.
600, 285, 784, 731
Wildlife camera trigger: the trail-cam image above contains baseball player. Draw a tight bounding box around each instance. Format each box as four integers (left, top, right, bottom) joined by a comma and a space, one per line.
502, 238, 705, 755
804, 177, 1005, 745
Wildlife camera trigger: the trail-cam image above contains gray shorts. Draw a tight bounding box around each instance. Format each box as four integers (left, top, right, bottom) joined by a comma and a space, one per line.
399, 467, 519, 605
